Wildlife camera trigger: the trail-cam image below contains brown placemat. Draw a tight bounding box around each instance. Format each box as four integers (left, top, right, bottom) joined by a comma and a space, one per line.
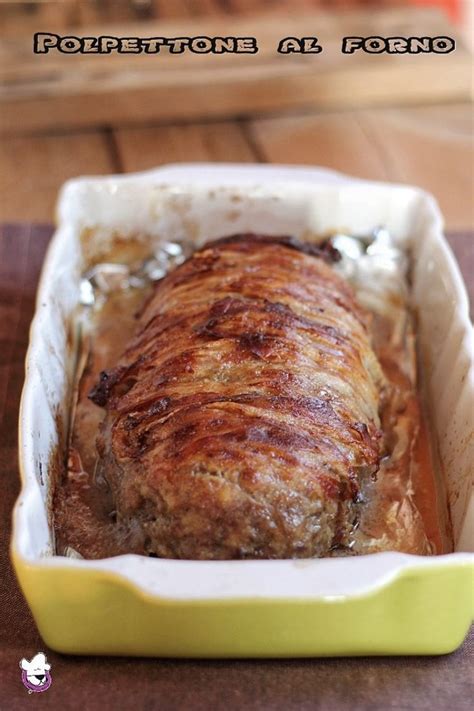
0, 223, 472, 711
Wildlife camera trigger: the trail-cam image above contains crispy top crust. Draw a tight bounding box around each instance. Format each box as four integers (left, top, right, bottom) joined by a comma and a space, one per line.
89, 235, 386, 558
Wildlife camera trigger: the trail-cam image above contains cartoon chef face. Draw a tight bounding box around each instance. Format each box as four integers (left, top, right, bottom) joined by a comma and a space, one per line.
20, 652, 52, 693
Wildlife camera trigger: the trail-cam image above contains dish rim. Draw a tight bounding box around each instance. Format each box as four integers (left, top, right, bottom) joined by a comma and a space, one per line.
12, 163, 474, 603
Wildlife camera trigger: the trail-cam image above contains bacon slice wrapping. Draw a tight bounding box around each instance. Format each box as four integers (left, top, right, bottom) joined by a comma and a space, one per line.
86, 234, 390, 559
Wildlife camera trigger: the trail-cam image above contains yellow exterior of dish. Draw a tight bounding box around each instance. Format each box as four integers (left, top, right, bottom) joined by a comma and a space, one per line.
11, 550, 474, 657
12, 164, 474, 658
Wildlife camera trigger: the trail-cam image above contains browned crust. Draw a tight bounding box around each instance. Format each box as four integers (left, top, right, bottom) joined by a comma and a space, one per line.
83, 234, 385, 559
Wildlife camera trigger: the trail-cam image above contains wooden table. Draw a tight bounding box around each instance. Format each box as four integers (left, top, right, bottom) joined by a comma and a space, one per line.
0, 3, 472, 708
0, 4, 472, 230
1, 101, 472, 230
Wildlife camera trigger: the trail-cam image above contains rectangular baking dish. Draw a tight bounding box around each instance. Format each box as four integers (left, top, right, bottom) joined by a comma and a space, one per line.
12, 164, 473, 657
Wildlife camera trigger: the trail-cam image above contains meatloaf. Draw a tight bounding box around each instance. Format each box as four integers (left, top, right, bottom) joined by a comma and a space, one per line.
88, 234, 387, 559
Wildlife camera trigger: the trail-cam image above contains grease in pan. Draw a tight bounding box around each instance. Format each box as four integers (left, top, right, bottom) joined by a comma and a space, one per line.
54, 229, 446, 560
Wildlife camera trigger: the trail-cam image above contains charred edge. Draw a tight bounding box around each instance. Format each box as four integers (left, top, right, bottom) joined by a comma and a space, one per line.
195, 297, 348, 346
210, 296, 326, 322
123, 397, 172, 429
125, 392, 345, 422
196, 234, 342, 264
117, 393, 381, 466
88, 366, 128, 407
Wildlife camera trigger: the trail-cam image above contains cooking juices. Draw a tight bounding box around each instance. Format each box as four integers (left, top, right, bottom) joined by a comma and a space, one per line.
54, 231, 448, 559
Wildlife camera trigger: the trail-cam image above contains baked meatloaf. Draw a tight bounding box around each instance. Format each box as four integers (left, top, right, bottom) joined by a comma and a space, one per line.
86, 234, 386, 559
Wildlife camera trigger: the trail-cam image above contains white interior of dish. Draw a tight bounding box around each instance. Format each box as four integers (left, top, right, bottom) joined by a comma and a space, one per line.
14, 165, 473, 600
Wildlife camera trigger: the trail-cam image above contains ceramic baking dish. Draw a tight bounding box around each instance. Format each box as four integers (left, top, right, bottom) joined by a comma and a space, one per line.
12, 164, 473, 657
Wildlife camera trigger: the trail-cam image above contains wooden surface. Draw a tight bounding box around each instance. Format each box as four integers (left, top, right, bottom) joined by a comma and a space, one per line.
0, 223, 472, 710
1, 7, 471, 133
0, 102, 472, 230
0, 1, 410, 36
0, 4, 472, 230
1, 4, 472, 707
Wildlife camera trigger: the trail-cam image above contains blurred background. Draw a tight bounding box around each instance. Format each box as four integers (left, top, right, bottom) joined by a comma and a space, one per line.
0, 0, 472, 229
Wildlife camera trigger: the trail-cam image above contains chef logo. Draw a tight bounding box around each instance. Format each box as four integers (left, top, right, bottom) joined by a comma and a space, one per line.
20, 652, 52, 693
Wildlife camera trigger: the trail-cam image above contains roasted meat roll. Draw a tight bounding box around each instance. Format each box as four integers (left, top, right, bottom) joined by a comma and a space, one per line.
89, 234, 387, 559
